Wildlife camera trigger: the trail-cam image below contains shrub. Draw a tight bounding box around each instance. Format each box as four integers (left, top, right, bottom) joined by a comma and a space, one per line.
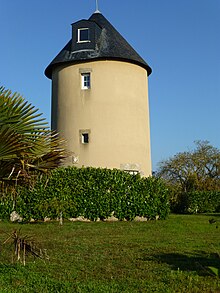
169, 190, 220, 214
1, 167, 170, 221
186, 191, 220, 214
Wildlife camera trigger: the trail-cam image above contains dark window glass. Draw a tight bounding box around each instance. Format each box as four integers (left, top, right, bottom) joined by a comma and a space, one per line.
81, 73, 91, 89
79, 28, 89, 42
82, 133, 89, 143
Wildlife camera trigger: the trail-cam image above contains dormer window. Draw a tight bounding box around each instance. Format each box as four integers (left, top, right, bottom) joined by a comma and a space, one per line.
71, 20, 101, 52
78, 28, 90, 43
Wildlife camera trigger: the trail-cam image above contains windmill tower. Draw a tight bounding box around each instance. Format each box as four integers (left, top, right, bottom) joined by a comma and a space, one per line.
45, 9, 152, 176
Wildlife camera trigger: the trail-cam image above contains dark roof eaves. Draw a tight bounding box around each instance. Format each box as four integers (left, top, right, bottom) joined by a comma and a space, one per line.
45, 57, 152, 79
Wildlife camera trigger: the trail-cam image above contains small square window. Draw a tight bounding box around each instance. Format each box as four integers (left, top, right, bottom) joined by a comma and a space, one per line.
79, 129, 90, 144
81, 73, 91, 89
78, 28, 90, 43
81, 133, 89, 144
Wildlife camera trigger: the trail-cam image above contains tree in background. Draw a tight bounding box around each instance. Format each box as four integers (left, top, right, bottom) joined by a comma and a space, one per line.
158, 140, 220, 192
0, 86, 68, 191
157, 141, 220, 213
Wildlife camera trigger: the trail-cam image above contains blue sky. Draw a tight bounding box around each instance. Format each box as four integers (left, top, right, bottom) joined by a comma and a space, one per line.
1, 0, 220, 170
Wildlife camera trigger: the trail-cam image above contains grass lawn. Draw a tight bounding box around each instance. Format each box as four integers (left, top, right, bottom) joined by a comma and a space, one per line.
0, 214, 219, 292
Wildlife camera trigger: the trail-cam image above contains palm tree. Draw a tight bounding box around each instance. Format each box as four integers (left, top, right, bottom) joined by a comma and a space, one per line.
0, 86, 67, 188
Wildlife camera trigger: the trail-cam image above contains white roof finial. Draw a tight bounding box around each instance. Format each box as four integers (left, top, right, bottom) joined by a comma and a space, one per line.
95, 0, 101, 13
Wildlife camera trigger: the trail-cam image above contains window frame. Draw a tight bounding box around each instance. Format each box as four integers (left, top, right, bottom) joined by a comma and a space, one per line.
81, 72, 91, 90
77, 28, 90, 43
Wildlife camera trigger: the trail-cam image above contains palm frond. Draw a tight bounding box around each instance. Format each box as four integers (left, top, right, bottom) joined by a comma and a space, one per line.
0, 86, 68, 185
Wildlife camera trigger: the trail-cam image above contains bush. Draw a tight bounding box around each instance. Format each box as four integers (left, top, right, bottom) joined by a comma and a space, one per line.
169, 190, 220, 214
1, 167, 170, 221
186, 191, 220, 213
0, 192, 15, 220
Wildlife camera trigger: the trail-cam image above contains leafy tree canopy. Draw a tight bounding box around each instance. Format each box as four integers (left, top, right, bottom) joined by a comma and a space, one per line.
157, 140, 220, 192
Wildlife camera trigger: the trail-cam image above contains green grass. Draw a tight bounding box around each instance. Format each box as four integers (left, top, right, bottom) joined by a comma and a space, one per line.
0, 214, 219, 292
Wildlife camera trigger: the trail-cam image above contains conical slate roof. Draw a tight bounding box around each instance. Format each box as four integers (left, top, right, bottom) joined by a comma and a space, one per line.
45, 12, 152, 79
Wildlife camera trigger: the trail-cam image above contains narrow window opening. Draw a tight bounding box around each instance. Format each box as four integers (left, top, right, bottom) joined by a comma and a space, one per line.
78, 28, 90, 43
81, 73, 91, 89
81, 133, 89, 144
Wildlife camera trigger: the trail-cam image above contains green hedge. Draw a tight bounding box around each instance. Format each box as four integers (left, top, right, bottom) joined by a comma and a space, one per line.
186, 191, 220, 213
1, 167, 170, 221
170, 190, 220, 214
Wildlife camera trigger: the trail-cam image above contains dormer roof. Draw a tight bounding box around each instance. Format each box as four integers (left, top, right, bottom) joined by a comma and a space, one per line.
45, 13, 152, 79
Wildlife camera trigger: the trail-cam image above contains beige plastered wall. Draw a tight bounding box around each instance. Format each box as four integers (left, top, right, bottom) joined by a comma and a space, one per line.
51, 60, 152, 176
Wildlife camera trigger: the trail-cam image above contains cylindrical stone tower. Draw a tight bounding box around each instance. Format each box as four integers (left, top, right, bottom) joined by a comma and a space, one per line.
45, 11, 152, 176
